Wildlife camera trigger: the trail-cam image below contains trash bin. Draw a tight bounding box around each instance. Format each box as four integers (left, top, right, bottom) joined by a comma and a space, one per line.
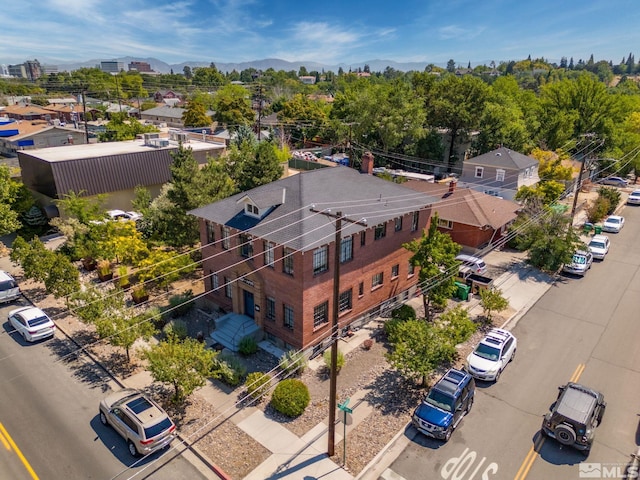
454, 281, 470, 301
583, 222, 593, 234
594, 225, 602, 234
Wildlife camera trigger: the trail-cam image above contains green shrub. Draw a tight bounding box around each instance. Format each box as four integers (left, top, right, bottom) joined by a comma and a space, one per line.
586, 197, 610, 223
270, 379, 310, 417
279, 350, 308, 375
437, 306, 477, 345
238, 336, 259, 356
597, 187, 621, 215
323, 348, 345, 372
245, 372, 271, 401
163, 320, 188, 341
213, 353, 247, 387
168, 290, 194, 318
391, 304, 416, 321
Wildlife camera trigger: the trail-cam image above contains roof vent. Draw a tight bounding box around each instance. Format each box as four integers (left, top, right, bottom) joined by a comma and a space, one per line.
495, 152, 502, 156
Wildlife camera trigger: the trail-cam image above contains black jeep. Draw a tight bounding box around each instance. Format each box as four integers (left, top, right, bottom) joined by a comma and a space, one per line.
541, 382, 606, 454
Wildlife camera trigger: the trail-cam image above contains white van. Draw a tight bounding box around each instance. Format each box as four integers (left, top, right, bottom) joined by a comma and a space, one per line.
0, 270, 21, 303
455, 254, 488, 275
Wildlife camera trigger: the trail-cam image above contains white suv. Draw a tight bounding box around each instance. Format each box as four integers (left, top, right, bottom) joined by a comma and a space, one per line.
587, 235, 610, 260
466, 328, 517, 382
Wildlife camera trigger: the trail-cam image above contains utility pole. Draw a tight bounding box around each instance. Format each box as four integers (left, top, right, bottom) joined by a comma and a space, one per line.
570, 156, 587, 223
81, 90, 89, 144
256, 83, 264, 141
311, 208, 366, 457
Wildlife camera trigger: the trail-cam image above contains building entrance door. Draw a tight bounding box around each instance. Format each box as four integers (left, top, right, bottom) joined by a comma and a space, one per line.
243, 290, 255, 319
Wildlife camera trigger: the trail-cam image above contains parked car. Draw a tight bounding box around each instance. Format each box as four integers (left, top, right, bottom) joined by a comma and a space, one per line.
8, 306, 55, 342
107, 209, 143, 222
0, 270, 21, 303
455, 254, 487, 275
627, 190, 640, 205
99, 388, 176, 457
541, 382, 606, 454
465, 328, 517, 382
602, 215, 625, 233
562, 250, 593, 277
412, 369, 475, 441
600, 176, 628, 187
587, 235, 610, 260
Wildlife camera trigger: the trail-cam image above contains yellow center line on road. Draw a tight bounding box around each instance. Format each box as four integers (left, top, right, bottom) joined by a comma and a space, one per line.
0, 428, 11, 451
514, 434, 545, 480
570, 363, 586, 383
0, 422, 39, 480
514, 363, 586, 480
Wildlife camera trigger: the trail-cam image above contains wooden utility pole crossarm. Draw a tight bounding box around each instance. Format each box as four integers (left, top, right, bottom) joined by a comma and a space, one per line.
310, 207, 366, 457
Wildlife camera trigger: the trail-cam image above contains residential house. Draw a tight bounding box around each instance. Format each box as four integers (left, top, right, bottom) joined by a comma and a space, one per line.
0, 118, 86, 157
153, 90, 183, 103
140, 105, 213, 128
190, 162, 437, 353
2, 104, 59, 121
402, 180, 520, 251
17, 135, 225, 213
458, 147, 539, 201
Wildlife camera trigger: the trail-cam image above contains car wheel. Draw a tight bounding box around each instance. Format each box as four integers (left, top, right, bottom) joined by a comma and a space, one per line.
99, 411, 108, 426
494, 369, 501, 382
554, 425, 577, 445
443, 426, 453, 442
466, 396, 474, 414
128, 440, 139, 457
510, 349, 516, 362
596, 404, 606, 425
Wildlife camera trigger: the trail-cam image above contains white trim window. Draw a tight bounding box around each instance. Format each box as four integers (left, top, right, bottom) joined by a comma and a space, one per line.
496, 169, 505, 182
437, 218, 453, 229
263, 241, 275, 267
475, 166, 484, 178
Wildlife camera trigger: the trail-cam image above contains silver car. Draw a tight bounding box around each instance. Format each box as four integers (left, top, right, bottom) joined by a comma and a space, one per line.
99, 389, 176, 457
562, 250, 593, 277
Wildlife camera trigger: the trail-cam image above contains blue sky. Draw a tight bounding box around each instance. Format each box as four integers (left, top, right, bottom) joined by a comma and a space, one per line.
2, 0, 639, 67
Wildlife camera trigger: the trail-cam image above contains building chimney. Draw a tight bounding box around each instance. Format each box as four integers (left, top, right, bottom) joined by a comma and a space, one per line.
448, 180, 456, 193
361, 151, 374, 175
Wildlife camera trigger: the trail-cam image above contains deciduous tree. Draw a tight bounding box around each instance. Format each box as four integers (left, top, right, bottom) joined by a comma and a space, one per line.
404, 214, 461, 319
143, 335, 217, 403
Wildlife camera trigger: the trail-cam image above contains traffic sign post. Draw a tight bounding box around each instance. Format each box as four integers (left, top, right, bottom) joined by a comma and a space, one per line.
338, 398, 353, 466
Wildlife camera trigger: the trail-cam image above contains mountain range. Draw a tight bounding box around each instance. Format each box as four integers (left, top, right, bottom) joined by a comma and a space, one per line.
44, 56, 457, 74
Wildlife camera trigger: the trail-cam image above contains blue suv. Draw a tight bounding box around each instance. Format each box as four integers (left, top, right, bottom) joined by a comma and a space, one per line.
412, 368, 475, 441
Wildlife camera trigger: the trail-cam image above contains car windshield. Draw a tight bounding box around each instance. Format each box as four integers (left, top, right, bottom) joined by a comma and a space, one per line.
143, 417, 173, 439
474, 343, 501, 361
572, 255, 587, 265
607, 218, 620, 224
27, 315, 50, 327
424, 389, 455, 412
589, 241, 605, 249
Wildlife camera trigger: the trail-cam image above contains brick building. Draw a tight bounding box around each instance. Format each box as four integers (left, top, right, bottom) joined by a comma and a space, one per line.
190, 163, 437, 352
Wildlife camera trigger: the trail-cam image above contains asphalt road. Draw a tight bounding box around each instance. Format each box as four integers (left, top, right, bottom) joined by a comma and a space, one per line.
382, 204, 640, 480
0, 297, 209, 480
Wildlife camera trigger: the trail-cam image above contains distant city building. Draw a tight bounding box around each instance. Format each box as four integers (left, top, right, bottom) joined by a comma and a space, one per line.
0, 64, 9, 77
100, 61, 125, 74
8, 64, 27, 78
298, 75, 316, 85
128, 61, 153, 72
41, 65, 58, 75
24, 60, 42, 80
